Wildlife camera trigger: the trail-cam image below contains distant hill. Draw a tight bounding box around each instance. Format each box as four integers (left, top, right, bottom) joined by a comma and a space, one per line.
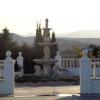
11, 33, 100, 52
68, 30, 100, 38
11, 33, 34, 46
56, 38, 89, 52
72, 38, 100, 45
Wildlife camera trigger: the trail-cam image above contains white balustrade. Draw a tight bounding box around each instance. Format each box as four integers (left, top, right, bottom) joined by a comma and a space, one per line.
62, 58, 79, 68
62, 58, 100, 78
89, 58, 100, 78
90, 60, 100, 78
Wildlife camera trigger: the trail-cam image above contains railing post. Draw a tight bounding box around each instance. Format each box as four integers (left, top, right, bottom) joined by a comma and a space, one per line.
80, 49, 91, 94
0, 61, 3, 78
93, 63, 96, 78
3, 50, 15, 95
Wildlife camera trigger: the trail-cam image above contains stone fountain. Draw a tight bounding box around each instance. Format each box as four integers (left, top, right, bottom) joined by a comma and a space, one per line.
33, 18, 57, 77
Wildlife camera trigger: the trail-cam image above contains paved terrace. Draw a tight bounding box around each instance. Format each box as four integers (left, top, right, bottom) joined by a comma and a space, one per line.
1, 82, 100, 100
15, 82, 80, 96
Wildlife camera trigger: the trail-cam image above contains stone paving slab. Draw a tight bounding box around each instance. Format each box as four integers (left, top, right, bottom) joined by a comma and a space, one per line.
14, 85, 80, 96
0, 82, 81, 100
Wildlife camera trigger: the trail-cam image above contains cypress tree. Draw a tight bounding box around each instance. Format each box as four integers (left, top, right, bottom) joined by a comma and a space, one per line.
33, 23, 43, 59
50, 32, 58, 58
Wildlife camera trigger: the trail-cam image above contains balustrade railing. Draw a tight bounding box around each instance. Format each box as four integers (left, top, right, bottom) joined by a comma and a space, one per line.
62, 58, 79, 68
62, 58, 100, 78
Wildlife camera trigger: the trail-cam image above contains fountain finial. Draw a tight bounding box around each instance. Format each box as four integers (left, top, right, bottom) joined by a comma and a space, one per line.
45, 18, 48, 28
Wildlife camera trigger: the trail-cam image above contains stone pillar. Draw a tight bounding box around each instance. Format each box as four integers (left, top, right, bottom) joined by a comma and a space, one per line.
80, 49, 91, 94
3, 50, 15, 95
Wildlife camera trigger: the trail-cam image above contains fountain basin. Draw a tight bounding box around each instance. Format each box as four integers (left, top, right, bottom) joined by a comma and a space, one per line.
33, 59, 57, 65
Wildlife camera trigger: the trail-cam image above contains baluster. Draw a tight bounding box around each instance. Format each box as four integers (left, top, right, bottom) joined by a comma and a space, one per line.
61, 59, 63, 68
73, 58, 74, 67
72, 58, 74, 67
64, 59, 66, 67
76, 59, 79, 68
65, 59, 67, 67
73, 58, 75, 67
66, 59, 68, 67
0, 60, 3, 79
0, 62, 1, 78
62, 59, 64, 68
63, 59, 65, 67
69, 58, 71, 67
70, 58, 72, 67
69, 59, 72, 67
71, 58, 74, 67
93, 63, 96, 78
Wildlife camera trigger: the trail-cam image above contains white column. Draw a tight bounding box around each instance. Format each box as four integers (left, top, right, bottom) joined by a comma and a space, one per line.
80, 49, 91, 94
3, 50, 15, 95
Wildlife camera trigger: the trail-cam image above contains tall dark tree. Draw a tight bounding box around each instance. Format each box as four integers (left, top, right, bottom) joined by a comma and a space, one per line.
33, 23, 43, 59
0, 28, 17, 59
34, 23, 43, 45
50, 32, 58, 58
21, 42, 34, 74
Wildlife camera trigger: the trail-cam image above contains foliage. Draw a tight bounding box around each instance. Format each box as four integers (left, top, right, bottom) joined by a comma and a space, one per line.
33, 25, 43, 59
50, 32, 58, 58
21, 42, 34, 74
74, 47, 82, 58
88, 44, 100, 57
0, 28, 18, 59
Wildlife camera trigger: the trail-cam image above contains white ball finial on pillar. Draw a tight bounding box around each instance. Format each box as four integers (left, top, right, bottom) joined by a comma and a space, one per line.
19, 52, 22, 56
82, 49, 88, 57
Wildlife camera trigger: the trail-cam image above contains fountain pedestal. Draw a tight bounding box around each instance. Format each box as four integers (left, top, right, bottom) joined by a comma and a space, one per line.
33, 59, 57, 77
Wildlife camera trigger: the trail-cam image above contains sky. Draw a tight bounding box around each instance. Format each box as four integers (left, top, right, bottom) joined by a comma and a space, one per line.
0, 0, 100, 37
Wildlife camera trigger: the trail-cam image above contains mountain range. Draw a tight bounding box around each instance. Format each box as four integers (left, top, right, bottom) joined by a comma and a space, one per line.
68, 30, 100, 38
11, 30, 100, 52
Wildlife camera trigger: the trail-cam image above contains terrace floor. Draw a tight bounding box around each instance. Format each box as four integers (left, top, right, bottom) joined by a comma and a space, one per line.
1, 83, 100, 100
14, 81, 80, 96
